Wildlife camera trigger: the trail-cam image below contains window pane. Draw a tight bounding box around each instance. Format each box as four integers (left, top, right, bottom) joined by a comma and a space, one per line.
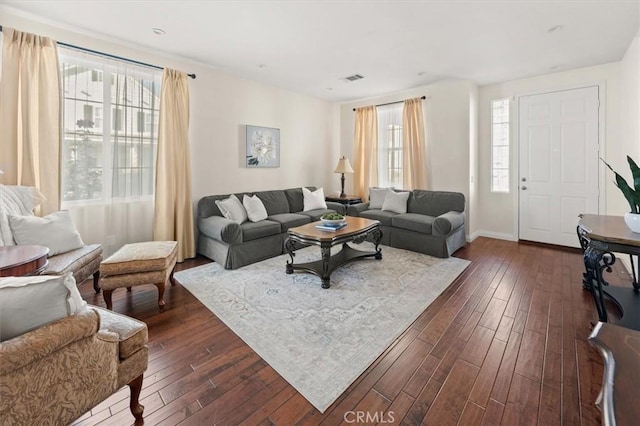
377, 104, 403, 188
491, 99, 510, 193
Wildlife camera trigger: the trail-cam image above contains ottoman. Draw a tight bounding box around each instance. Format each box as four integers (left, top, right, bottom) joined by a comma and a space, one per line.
100, 241, 178, 311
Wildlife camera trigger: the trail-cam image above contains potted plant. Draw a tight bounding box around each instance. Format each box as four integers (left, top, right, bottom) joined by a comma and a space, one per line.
602, 155, 640, 232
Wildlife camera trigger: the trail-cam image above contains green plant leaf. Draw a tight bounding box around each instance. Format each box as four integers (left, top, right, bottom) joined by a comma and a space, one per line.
601, 157, 639, 213
628, 156, 640, 193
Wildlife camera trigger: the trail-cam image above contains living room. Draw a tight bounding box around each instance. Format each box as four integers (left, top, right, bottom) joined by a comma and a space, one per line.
1, 1, 639, 425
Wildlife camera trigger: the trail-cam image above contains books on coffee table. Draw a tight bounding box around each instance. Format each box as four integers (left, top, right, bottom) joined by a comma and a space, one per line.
315, 222, 347, 231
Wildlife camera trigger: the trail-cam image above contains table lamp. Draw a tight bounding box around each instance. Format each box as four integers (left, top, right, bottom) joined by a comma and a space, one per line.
333, 156, 354, 198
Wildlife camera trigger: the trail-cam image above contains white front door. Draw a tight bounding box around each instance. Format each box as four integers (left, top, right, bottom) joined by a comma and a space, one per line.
518, 86, 600, 248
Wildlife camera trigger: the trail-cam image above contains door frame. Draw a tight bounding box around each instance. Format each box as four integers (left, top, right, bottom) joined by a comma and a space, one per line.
513, 81, 607, 243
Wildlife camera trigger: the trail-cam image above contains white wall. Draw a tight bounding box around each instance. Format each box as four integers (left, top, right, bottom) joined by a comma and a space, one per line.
339, 80, 477, 233
477, 62, 623, 240
0, 11, 340, 251
621, 31, 640, 182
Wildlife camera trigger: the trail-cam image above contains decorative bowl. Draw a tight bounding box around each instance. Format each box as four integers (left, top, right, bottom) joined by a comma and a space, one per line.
320, 218, 346, 225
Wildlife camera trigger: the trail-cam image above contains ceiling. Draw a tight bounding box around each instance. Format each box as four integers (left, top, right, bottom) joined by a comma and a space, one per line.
2, 1, 639, 102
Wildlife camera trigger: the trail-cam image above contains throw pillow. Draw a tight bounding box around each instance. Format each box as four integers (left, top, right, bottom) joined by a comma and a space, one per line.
302, 187, 327, 211
215, 194, 248, 224
368, 187, 389, 209
8, 210, 84, 256
0, 274, 87, 342
382, 189, 410, 214
243, 194, 268, 222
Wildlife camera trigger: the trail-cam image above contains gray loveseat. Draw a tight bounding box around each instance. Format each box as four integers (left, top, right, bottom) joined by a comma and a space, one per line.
346, 189, 466, 258
197, 187, 346, 269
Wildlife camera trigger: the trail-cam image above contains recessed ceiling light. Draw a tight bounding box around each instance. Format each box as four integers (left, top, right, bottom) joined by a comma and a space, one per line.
326, 88, 333, 91
257, 64, 267, 69
152, 28, 166, 36
550, 64, 563, 70
547, 25, 563, 33
417, 72, 426, 76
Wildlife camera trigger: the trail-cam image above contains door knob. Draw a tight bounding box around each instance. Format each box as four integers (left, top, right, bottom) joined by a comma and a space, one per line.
521, 186, 527, 190
521, 177, 527, 182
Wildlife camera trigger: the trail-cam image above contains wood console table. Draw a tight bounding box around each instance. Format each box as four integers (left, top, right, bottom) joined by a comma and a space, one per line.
577, 214, 640, 331
0, 245, 50, 277
589, 321, 640, 426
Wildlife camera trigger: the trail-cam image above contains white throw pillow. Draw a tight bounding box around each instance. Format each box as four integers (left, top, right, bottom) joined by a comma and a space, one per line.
368, 187, 389, 209
8, 210, 84, 256
302, 187, 327, 211
381, 189, 410, 214
243, 194, 268, 222
215, 194, 248, 224
0, 274, 88, 342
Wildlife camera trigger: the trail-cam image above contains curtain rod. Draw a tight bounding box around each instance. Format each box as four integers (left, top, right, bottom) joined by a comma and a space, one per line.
352, 95, 426, 111
0, 25, 196, 79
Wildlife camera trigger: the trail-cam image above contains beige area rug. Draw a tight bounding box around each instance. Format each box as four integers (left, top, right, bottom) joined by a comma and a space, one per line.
174, 242, 470, 413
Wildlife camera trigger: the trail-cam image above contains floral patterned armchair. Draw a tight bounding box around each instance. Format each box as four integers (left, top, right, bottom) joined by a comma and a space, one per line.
0, 307, 148, 424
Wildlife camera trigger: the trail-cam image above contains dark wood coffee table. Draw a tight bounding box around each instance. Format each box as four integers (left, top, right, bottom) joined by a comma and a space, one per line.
284, 216, 382, 288
0, 245, 50, 277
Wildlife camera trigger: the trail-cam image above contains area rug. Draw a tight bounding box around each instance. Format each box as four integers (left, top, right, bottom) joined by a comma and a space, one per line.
174, 243, 470, 413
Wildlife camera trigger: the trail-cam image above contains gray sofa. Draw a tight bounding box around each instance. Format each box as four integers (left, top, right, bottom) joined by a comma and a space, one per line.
197, 187, 346, 269
346, 189, 466, 258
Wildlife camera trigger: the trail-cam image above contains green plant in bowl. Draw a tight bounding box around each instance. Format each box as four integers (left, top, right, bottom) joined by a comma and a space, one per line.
320, 213, 345, 224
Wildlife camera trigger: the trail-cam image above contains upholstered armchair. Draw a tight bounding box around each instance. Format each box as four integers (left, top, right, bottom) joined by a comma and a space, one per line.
0, 184, 103, 291
0, 306, 148, 424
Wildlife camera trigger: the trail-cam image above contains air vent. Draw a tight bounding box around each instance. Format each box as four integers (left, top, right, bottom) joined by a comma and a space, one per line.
343, 74, 364, 82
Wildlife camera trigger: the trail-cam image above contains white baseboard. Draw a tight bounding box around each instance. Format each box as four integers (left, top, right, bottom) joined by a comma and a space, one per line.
467, 230, 518, 243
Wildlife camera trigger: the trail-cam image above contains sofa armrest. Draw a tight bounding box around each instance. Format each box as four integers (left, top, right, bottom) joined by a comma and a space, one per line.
198, 216, 242, 244
0, 309, 99, 375
325, 201, 347, 216
433, 211, 466, 236
346, 202, 370, 217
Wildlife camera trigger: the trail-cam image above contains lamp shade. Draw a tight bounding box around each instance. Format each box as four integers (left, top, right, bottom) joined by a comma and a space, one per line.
334, 156, 354, 174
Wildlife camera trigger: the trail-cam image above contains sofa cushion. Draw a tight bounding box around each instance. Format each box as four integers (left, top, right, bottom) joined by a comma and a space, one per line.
298, 208, 336, 221
360, 209, 398, 227
243, 194, 268, 222
44, 244, 103, 275
0, 274, 87, 342
284, 187, 306, 213
215, 194, 247, 224
240, 220, 281, 242
199, 216, 242, 244
382, 190, 410, 214
267, 213, 311, 232
408, 190, 465, 217
392, 213, 435, 234
9, 210, 85, 256
255, 190, 290, 216
303, 187, 327, 211
100, 241, 177, 276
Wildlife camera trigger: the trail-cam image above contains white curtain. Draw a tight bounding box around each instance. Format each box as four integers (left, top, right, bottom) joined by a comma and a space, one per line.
59, 49, 162, 256
0, 27, 61, 215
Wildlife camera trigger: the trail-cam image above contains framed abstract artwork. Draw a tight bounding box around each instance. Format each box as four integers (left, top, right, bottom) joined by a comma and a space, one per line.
245, 125, 280, 168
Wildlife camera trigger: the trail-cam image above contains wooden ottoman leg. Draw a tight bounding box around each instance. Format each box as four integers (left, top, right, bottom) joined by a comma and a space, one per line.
170, 268, 176, 286
128, 374, 144, 422
93, 271, 101, 293
154, 282, 166, 309
127, 287, 132, 292
103, 289, 114, 310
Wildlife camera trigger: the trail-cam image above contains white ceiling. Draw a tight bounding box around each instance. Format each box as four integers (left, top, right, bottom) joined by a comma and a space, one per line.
2, 0, 639, 102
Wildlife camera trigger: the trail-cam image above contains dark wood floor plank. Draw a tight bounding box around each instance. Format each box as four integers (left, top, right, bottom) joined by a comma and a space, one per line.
422, 360, 479, 426
73, 238, 612, 426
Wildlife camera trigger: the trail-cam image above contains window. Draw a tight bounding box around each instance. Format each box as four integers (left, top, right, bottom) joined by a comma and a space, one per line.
491, 99, 510, 192
59, 49, 162, 202
377, 104, 403, 188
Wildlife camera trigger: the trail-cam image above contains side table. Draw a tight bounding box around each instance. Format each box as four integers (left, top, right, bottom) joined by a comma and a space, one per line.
325, 195, 362, 206
0, 245, 49, 277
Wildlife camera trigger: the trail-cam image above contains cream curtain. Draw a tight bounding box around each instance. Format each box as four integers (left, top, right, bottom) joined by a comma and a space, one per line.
402, 98, 428, 190
153, 69, 194, 262
0, 27, 60, 214
353, 106, 378, 201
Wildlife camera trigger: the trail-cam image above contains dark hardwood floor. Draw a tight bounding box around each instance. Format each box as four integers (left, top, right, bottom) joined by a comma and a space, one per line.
73, 237, 631, 425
